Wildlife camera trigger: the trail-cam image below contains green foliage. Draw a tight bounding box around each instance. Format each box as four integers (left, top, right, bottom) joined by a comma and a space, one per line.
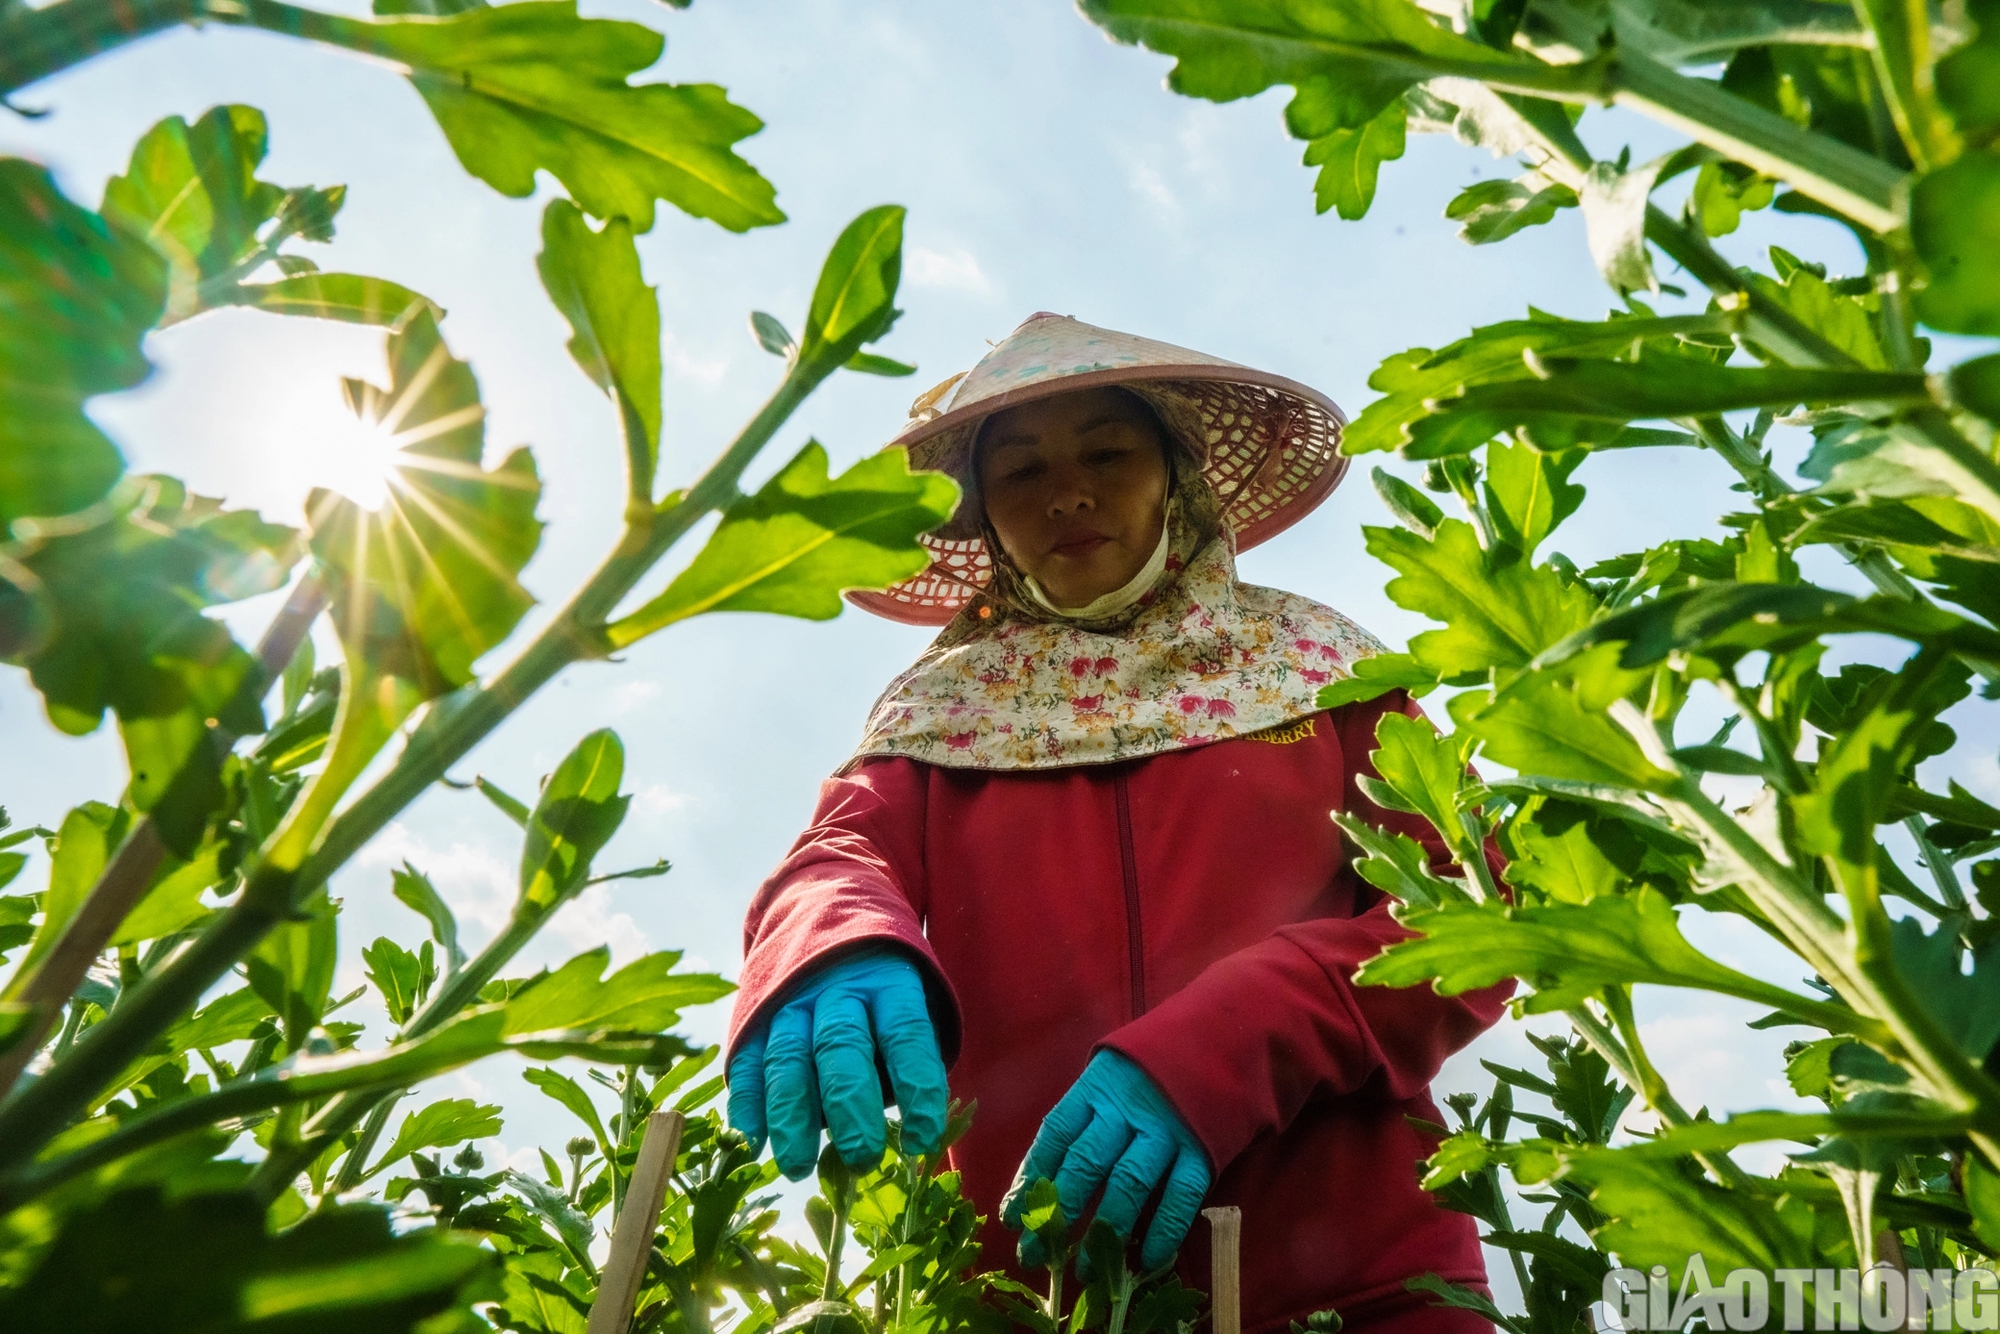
608, 443, 959, 644
1072, 0, 2000, 1324
308, 308, 543, 704
0, 14, 981, 1329
337, 0, 784, 234
0, 161, 165, 528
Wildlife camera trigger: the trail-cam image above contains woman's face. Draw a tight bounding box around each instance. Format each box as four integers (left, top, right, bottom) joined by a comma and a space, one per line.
976, 387, 1172, 609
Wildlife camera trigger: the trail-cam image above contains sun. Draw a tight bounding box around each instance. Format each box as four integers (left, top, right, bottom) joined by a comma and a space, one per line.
294, 404, 403, 513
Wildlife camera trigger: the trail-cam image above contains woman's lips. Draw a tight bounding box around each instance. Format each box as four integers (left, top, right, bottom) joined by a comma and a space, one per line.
1049, 534, 1111, 557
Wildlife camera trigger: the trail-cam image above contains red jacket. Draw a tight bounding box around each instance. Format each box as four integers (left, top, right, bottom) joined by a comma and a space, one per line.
725, 691, 1512, 1332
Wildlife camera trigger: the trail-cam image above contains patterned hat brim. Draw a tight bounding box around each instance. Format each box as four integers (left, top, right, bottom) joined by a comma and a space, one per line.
847, 364, 1348, 626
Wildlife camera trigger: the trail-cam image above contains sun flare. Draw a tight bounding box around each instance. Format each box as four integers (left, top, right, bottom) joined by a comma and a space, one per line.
298, 408, 402, 512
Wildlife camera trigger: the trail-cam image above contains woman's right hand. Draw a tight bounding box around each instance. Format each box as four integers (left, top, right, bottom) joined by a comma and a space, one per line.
725, 945, 950, 1181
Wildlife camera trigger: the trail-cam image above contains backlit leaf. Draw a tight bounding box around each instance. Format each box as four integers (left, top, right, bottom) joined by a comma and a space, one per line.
537, 200, 661, 503
608, 443, 957, 643
1367, 519, 1595, 677
798, 205, 907, 374
1304, 94, 1407, 220
499, 946, 733, 1036
0, 478, 299, 850
1356, 886, 1817, 1017
1912, 151, 2000, 335
368, 1097, 504, 1180
0, 1187, 493, 1331
518, 729, 628, 914
0, 160, 166, 526
306, 309, 542, 701
221, 273, 433, 326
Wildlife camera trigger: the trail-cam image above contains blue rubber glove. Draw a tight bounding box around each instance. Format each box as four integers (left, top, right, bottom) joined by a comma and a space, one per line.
725, 945, 949, 1181
999, 1049, 1212, 1275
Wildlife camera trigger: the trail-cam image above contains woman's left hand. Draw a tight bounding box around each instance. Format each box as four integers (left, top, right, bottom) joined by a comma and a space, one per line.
999, 1049, 1212, 1274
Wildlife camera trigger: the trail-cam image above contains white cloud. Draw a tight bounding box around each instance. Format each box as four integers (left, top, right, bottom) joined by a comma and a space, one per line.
636, 782, 690, 817
359, 821, 517, 937
906, 245, 996, 296
548, 883, 650, 963
610, 680, 658, 716
1128, 162, 1181, 219
663, 330, 729, 385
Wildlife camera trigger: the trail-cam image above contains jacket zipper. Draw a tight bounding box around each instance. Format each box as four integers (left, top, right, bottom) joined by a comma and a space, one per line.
1113, 768, 1147, 1019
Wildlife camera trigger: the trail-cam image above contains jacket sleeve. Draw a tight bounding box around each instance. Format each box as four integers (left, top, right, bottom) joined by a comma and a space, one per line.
1095, 690, 1513, 1176
723, 756, 965, 1072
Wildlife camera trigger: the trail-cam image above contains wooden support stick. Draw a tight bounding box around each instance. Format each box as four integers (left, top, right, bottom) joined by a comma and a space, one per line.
588, 1110, 686, 1334
1202, 1205, 1241, 1334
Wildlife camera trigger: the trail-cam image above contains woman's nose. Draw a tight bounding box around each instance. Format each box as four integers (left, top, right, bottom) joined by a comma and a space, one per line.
1046, 475, 1094, 516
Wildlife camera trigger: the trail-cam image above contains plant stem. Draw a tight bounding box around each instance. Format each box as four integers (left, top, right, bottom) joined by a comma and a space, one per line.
821, 1170, 852, 1303
0, 0, 201, 95
0, 368, 821, 1174
1906, 816, 1967, 912
1607, 49, 1906, 234
1564, 1001, 1752, 1191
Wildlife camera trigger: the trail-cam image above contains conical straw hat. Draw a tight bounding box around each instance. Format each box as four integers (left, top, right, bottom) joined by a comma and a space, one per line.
848, 313, 1349, 625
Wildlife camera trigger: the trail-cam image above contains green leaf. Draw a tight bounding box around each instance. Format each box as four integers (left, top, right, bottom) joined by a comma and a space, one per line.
1371, 466, 1443, 537
519, 729, 628, 914
334, 0, 782, 233
367, 1097, 504, 1180
1689, 160, 1774, 238
0, 159, 167, 526
1912, 151, 2000, 335
1481, 441, 1584, 563
474, 777, 531, 829
1367, 519, 1595, 677
108, 841, 223, 946
1316, 652, 1439, 708
0, 1187, 493, 1331
1, 479, 300, 851
843, 351, 918, 377
1411, 357, 1930, 457
1078, 0, 1536, 149
1542, 581, 2000, 673
392, 863, 464, 971
1526, 1145, 1819, 1276
1457, 648, 1677, 793
246, 889, 339, 1046
750, 310, 796, 357
1580, 155, 1666, 295
1445, 173, 1578, 246
1744, 261, 1883, 368
537, 200, 661, 504
1936, 0, 2000, 146
1354, 886, 1813, 1017
221, 273, 434, 326
1362, 711, 1477, 862
606, 443, 957, 644
307, 308, 542, 702
1332, 811, 1463, 909
1880, 915, 2000, 1061
500, 947, 732, 1037
1501, 800, 1623, 904
797, 204, 907, 374
99, 105, 349, 324
1342, 312, 1729, 457
524, 1066, 610, 1151
9, 802, 126, 987
1304, 94, 1407, 220
363, 935, 433, 1027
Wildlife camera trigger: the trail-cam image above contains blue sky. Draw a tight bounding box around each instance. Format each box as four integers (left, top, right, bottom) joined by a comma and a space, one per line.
4, 0, 1995, 1306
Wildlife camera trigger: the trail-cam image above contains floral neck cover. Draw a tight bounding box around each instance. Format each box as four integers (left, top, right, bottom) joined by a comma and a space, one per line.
847, 536, 1385, 771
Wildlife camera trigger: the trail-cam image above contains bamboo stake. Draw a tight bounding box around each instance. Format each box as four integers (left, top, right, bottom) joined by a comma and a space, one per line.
1202, 1205, 1241, 1334
588, 1110, 686, 1334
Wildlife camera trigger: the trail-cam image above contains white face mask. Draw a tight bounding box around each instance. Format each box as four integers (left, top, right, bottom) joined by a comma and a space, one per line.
1021, 502, 1174, 621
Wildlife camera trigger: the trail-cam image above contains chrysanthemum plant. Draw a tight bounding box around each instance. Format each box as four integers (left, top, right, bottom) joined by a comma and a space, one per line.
1083, 0, 2000, 1326
0, 2, 1025, 1326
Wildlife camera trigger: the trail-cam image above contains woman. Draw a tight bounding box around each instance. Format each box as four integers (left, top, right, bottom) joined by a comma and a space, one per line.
724, 315, 1510, 1333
